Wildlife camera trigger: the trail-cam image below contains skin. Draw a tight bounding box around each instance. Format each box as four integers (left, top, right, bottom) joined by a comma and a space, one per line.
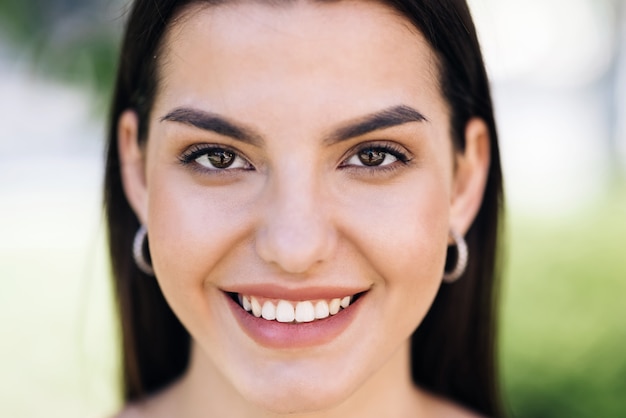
118, 1, 490, 417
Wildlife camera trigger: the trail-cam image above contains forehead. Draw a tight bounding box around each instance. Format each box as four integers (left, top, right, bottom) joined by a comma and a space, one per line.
154, 0, 444, 121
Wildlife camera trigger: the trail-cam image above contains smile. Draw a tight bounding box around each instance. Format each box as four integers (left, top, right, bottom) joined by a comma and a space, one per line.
234, 294, 356, 323
225, 288, 367, 349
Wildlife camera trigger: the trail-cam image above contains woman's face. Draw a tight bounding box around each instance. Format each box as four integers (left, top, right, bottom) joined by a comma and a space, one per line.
120, 0, 488, 414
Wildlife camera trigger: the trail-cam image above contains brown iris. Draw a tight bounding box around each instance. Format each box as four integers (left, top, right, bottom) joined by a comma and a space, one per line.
358, 149, 386, 166
206, 150, 235, 168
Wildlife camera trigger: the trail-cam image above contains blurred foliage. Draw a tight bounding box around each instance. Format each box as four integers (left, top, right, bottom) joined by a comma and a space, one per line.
501, 181, 626, 417
1, 1, 624, 417
0, 0, 121, 100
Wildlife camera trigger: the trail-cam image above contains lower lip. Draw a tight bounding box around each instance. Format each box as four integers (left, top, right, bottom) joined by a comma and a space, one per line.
225, 293, 364, 349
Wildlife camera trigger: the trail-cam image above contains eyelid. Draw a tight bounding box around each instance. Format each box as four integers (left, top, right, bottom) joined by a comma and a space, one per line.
340, 141, 413, 167
178, 143, 254, 170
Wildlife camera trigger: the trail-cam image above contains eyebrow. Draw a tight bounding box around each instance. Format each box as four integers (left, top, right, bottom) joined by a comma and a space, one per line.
160, 108, 263, 146
160, 104, 427, 145
325, 105, 428, 144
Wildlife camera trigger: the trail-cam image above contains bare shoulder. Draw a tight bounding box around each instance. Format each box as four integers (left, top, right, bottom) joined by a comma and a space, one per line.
112, 404, 144, 418
432, 400, 485, 418
420, 390, 487, 418
111, 392, 174, 418
112, 397, 177, 418
113, 400, 165, 418
112, 378, 184, 418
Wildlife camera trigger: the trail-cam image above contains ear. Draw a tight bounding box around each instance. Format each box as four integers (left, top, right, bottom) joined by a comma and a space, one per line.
118, 110, 149, 225
449, 118, 491, 236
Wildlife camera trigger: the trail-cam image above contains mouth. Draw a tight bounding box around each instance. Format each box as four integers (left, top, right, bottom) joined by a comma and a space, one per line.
227, 292, 365, 323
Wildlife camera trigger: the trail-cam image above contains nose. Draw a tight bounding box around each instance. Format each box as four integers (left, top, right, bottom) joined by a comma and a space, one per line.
255, 168, 337, 274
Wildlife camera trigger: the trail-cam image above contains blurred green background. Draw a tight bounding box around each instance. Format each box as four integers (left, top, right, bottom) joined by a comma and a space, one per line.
0, 0, 625, 417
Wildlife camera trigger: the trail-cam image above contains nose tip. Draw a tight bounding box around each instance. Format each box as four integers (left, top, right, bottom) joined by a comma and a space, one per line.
255, 208, 336, 274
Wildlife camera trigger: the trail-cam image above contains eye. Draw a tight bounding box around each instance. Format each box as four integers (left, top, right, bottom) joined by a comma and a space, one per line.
346, 148, 398, 167
341, 143, 410, 169
179, 144, 253, 171
195, 149, 247, 170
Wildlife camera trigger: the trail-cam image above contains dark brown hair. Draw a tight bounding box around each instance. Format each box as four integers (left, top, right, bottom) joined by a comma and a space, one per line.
104, 0, 504, 415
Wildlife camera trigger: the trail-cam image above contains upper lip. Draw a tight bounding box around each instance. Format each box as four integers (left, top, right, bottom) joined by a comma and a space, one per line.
221, 284, 370, 301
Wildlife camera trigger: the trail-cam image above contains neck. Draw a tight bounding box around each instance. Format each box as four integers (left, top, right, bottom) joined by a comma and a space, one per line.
170, 340, 429, 418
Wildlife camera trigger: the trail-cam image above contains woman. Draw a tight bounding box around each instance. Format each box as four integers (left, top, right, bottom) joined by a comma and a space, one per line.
105, 0, 504, 416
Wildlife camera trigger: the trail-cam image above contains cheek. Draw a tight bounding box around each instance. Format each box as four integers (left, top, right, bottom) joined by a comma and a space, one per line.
336, 169, 450, 328
388, 188, 448, 324
145, 167, 256, 314
342, 168, 450, 272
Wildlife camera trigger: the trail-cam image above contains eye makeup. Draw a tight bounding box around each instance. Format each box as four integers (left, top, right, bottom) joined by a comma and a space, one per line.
178, 143, 254, 173
177, 139, 415, 178
339, 141, 415, 176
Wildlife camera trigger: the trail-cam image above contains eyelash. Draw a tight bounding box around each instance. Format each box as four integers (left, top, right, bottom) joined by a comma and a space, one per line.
339, 142, 412, 173
178, 142, 412, 173
178, 144, 254, 172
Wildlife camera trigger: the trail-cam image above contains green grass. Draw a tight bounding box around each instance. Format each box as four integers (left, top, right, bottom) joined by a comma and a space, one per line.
500, 182, 626, 417
2, 4, 624, 416
1, 176, 624, 417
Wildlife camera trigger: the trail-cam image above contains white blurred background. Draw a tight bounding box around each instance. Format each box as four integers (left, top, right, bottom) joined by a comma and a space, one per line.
0, 0, 624, 416
473, 0, 626, 213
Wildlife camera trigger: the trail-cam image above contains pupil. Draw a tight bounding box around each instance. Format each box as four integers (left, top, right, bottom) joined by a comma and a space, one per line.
208, 150, 234, 168
358, 149, 385, 166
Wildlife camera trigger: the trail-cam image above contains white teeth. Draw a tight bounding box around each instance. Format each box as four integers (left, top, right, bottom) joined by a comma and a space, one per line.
314, 300, 330, 319
261, 301, 276, 320
242, 295, 252, 312
239, 294, 358, 322
276, 300, 295, 323
250, 297, 262, 318
329, 298, 341, 315
295, 301, 315, 323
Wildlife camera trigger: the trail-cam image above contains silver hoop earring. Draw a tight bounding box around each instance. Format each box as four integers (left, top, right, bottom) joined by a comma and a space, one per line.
443, 229, 468, 283
133, 224, 154, 276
